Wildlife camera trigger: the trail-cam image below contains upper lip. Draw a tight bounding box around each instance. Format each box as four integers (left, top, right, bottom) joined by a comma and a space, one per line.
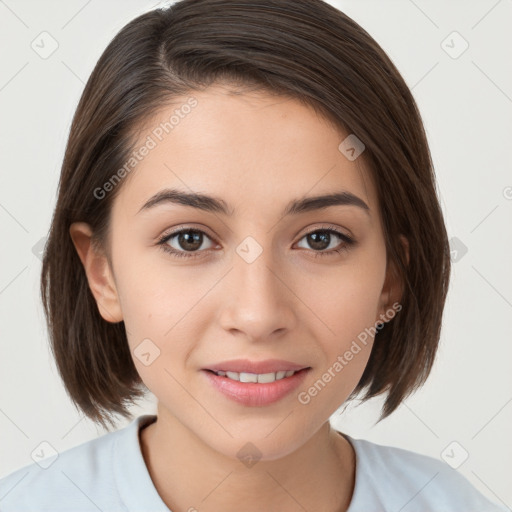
204, 359, 310, 374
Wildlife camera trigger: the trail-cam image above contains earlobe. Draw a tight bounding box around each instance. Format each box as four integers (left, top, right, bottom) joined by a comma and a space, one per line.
69, 222, 123, 323
400, 234, 410, 266
376, 235, 409, 325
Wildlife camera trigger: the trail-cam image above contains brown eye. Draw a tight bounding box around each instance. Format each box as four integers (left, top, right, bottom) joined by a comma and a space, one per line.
296, 228, 355, 257
157, 228, 216, 259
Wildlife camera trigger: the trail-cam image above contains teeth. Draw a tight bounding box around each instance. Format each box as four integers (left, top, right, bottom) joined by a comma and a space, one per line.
240, 372, 258, 383
215, 370, 299, 382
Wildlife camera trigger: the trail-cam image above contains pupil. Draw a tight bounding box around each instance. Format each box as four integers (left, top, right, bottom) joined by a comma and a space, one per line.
179, 230, 202, 251
309, 231, 330, 250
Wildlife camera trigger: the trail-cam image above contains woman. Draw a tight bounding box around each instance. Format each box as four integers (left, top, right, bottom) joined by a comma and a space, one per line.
0, 0, 504, 510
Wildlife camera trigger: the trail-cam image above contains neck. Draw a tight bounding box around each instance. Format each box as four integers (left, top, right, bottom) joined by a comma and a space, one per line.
139, 410, 355, 512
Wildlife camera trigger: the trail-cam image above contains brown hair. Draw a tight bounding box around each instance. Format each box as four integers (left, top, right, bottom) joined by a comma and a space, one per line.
41, 0, 451, 430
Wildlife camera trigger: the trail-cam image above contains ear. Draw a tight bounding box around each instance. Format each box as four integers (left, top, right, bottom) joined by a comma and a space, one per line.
376, 235, 409, 324
69, 222, 123, 323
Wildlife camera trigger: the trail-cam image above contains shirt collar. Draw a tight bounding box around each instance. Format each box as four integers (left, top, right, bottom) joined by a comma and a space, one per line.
113, 414, 170, 511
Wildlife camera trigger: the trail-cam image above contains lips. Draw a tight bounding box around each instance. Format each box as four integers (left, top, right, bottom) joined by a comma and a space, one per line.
204, 358, 309, 374
201, 367, 311, 407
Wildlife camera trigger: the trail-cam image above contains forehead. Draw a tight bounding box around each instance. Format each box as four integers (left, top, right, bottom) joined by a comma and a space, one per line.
113, 85, 379, 221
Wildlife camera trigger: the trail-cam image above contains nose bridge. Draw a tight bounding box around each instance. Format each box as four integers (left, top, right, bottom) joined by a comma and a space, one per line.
234, 237, 284, 309
219, 235, 295, 338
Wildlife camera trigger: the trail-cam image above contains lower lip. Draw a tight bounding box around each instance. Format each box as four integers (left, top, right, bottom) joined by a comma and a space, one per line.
202, 368, 311, 407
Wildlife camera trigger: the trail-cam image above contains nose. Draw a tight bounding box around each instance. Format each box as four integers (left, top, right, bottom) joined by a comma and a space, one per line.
218, 244, 297, 342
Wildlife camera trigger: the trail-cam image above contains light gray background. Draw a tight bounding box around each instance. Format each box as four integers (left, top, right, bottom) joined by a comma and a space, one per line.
1, 0, 511, 507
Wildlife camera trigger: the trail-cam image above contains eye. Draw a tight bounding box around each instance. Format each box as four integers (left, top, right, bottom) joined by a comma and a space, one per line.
157, 227, 217, 259
295, 225, 355, 258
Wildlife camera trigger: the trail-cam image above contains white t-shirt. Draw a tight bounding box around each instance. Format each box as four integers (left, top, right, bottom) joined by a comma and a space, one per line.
0, 414, 506, 511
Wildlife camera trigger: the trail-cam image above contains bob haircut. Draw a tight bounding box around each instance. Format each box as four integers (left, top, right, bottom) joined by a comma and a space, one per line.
41, 0, 451, 431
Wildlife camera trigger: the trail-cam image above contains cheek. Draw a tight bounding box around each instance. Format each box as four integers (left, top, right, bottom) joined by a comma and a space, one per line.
293, 255, 385, 406
299, 255, 385, 346
295, 289, 377, 419
113, 244, 198, 335
110, 255, 191, 382
320, 283, 382, 344
112, 253, 222, 394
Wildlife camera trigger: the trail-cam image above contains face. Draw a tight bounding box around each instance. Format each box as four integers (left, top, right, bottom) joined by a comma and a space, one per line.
76, 84, 399, 460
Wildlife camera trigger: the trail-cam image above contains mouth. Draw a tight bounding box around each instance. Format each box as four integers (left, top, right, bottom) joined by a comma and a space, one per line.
204, 368, 304, 383
201, 359, 312, 406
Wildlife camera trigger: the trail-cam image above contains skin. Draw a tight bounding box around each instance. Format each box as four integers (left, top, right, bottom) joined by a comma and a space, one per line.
70, 83, 405, 512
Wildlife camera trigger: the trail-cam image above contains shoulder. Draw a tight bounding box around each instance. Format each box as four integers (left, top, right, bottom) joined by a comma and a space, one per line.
0, 416, 142, 511
346, 435, 507, 512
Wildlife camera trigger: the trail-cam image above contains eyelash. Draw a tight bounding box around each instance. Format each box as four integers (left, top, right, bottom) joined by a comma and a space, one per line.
156, 225, 355, 260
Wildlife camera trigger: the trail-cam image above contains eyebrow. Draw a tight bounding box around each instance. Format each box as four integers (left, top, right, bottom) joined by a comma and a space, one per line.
138, 188, 370, 217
